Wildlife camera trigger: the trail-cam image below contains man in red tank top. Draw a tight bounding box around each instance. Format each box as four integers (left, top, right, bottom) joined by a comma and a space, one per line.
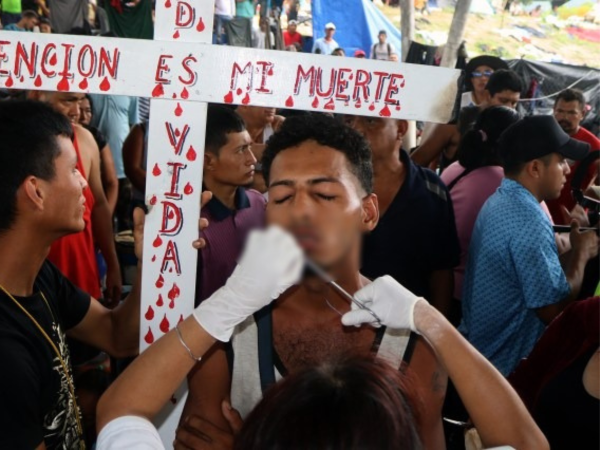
28, 91, 122, 305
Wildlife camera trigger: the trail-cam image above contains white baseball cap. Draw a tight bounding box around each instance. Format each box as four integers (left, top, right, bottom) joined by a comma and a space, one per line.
325, 22, 336, 30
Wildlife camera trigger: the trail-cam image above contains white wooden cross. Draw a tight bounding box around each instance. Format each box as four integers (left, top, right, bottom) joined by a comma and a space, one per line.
0, 3, 459, 445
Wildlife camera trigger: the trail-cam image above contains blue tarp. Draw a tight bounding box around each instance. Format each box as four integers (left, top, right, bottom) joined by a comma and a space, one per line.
312, 0, 402, 56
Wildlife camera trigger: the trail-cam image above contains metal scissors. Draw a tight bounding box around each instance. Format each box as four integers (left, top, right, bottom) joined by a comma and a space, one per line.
305, 259, 382, 327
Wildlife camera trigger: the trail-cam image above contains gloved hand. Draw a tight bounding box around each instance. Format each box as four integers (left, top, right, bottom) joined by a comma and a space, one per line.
341, 275, 426, 333
193, 225, 304, 341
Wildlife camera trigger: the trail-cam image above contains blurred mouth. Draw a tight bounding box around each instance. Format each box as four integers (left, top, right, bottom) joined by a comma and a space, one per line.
292, 228, 321, 252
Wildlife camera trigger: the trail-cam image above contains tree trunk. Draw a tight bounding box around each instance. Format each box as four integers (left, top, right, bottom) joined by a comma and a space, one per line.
399, 0, 416, 150
440, 0, 474, 68
399, 0, 414, 62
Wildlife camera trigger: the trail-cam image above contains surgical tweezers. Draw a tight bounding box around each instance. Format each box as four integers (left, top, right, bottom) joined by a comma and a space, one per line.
305, 258, 382, 326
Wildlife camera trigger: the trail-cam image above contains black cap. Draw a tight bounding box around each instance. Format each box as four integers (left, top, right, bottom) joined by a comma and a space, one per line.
499, 115, 590, 164
379, 29, 387, 35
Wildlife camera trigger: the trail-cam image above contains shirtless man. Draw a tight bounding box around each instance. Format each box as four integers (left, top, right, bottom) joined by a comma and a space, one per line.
235, 105, 284, 193
27, 90, 122, 306
177, 114, 446, 449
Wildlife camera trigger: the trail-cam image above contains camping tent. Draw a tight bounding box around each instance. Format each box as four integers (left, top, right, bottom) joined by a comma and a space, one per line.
312, 0, 402, 56
508, 58, 600, 135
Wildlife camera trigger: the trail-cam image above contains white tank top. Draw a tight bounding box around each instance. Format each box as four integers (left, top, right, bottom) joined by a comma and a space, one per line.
261, 123, 275, 143
230, 314, 413, 418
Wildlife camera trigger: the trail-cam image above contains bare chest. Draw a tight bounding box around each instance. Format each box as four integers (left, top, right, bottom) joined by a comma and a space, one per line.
272, 316, 378, 373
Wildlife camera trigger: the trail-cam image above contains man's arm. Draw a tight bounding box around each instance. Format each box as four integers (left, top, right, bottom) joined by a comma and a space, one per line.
123, 124, 147, 193
67, 264, 141, 358
536, 222, 598, 324
76, 126, 123, 306
343, 277, 549, 450
99, 144, 119, 214
414, 302, 548, 450
408, 337, 447, 450
66, 208, 143, 358
177, 345, 234, 436
97, 314, 218, 431
411, 123, 456, 169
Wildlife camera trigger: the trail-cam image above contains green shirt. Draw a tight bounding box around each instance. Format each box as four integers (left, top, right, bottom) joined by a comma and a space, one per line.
1, 0, 22, 14
236, 0, 254, 18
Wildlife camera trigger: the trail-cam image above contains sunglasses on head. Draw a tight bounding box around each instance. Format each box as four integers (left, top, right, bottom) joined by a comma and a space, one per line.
472, 70, 494, 78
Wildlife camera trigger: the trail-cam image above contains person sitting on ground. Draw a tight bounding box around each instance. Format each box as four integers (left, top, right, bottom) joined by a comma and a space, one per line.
0, 100, 143, 450
235, 105, 284, 194
461, 115, 599, 376
95, 227, 548, 450
440, 106, 520, 316
509, 296, 599, 450
412, 69, 523, 171
79, 94, 119, 214
2, 9, 38, 31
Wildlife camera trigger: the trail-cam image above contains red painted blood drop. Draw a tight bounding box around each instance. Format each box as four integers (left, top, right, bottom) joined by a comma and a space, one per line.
160, 314, 170, 333
145, 305, 155, 321
186, 146, 197, 161
57, 77, 70, 91
144, 327, 154, 344
152, 83, 165, 98
99, 77, 111, 92
174, 102, 183, 117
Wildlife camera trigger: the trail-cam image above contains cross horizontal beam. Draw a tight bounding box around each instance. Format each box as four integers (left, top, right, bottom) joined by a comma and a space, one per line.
0, 32, 459, 123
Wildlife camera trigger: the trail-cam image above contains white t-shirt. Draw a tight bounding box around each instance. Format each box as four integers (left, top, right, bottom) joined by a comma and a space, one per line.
370, 42, 396, 60
96, 416, 164, 450
215, 0, 235, 16
312, 38, 339, 55
252, 27, 276, 49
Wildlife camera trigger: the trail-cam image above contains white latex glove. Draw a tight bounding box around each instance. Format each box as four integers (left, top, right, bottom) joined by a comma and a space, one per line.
193, 225, 304, 341
341, 275, 426, 333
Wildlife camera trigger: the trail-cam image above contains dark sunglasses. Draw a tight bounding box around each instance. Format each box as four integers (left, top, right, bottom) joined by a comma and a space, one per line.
471, 70, 493, 78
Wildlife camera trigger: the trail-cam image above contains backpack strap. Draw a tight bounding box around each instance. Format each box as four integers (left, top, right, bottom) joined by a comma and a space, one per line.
446, 167, 475, 192
387, 43, 391, 57
254, 304, 276, 393
372, 43, 377, 59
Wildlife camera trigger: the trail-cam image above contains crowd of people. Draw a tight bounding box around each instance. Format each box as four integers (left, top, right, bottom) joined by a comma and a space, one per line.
0, 1, 599, 450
